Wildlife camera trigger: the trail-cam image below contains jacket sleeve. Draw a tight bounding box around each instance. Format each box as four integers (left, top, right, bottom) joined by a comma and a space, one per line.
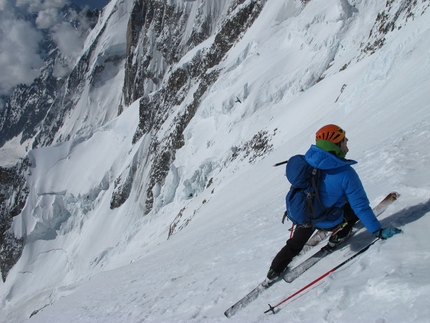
342, 167, 382, 233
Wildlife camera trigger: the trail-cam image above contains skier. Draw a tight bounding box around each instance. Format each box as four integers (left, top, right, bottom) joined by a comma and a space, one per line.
266, 124, 402, 284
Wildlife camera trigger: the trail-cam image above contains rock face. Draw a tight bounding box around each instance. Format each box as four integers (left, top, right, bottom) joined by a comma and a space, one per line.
0, 160, 29, 282
115, 0, 266, 213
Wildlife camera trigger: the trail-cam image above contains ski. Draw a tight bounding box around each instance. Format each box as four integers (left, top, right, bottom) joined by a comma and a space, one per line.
224, 268, 294, 318
224, 281, 268, 318
283, 191, 399, 283
223, 192, 398, 318
301, 191, 399, 253
266, 238, 381, 314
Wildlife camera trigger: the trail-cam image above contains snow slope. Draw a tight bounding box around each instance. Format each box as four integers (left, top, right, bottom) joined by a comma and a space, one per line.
1, 0, 430, 322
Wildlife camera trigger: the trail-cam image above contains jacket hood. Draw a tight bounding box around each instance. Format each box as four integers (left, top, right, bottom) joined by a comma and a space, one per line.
305, 145, 357, 170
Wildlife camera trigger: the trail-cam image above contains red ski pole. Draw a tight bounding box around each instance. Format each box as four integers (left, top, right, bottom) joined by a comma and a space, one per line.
265, 238, 380, 314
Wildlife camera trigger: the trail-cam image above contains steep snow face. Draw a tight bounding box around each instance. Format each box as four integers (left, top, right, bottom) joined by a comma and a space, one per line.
1, 0, 430, 322
51, 0, 133, 145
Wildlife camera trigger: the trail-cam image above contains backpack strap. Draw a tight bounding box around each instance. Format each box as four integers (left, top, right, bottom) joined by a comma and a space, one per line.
305, 168, 322, 222
310, 167, 336, 223
311, 168, 324, 208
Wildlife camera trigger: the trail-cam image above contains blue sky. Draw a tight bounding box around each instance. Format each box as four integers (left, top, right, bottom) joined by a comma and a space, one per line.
72, 0, 111, 9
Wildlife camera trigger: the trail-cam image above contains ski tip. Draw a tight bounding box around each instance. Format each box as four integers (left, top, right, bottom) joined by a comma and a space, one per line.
224, 307, 237, 318
223, 281, 269, 318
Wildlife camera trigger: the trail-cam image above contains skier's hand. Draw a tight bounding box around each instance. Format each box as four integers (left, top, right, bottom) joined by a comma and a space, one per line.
374, 227, 402, 239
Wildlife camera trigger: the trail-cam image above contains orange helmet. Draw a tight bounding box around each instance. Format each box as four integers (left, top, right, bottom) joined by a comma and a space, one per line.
315, 124, 345, 144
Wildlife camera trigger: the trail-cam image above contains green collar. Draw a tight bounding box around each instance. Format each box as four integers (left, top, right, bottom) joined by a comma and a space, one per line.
315, 140, 347, 159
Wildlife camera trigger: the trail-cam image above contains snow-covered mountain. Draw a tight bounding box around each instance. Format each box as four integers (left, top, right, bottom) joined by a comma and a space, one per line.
1, 0, 430, 322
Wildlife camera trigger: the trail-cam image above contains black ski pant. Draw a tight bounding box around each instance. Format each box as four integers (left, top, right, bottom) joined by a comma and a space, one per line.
270, 203, 359, 274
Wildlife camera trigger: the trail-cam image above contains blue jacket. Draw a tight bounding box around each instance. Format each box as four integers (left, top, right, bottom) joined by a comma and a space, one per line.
304, 145, 381, 233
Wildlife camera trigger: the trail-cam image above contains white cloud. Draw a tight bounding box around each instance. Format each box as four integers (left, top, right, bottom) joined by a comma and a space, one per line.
0, 0, 90, 95
0, 0, 11, 11
36, 7, 61, 29
52, 22, 84, 60
0, 15, 44, 94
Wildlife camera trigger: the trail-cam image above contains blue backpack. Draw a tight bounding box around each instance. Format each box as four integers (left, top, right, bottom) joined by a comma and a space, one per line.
284, 155, 338, 226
